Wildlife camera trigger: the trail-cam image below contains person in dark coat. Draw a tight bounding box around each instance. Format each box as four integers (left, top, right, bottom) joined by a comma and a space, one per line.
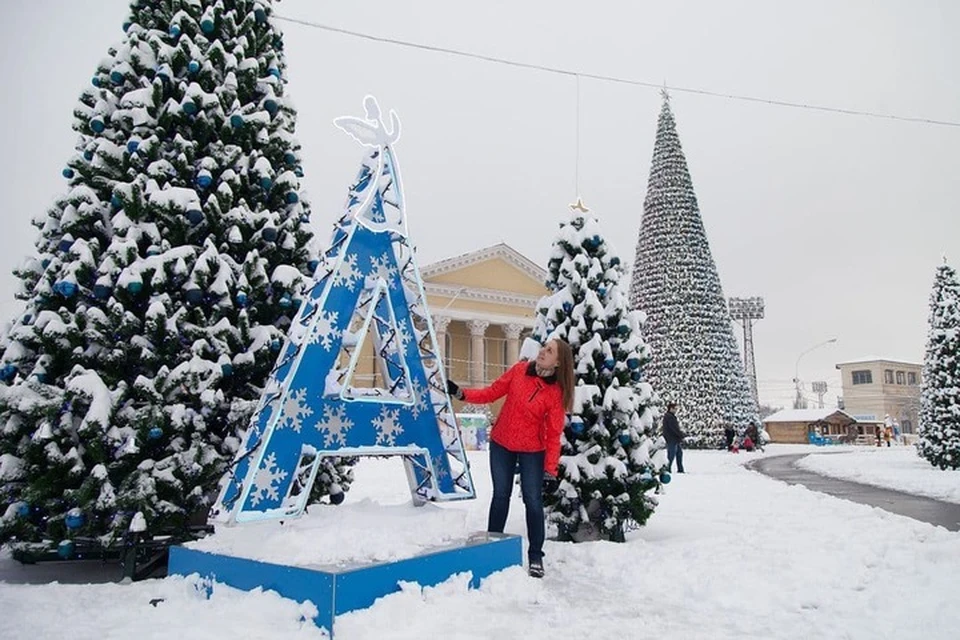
662, 402, 685, 473
724, 424, 735, 451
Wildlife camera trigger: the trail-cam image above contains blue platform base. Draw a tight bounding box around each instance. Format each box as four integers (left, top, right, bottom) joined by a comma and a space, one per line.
168, 532, 522, 635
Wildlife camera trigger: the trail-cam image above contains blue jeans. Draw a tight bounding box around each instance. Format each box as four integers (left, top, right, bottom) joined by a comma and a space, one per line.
488, 440, 545, 563
667, 440, 684, 473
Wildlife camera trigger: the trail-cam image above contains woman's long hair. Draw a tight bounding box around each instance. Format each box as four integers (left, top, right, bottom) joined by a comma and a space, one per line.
551, 338, 576, 413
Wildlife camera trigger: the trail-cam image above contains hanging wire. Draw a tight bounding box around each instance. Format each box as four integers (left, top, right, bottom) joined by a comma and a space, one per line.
274, 14, 960, 129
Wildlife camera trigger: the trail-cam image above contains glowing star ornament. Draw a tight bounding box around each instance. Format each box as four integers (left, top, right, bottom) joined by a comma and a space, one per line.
211, 97, 475, 525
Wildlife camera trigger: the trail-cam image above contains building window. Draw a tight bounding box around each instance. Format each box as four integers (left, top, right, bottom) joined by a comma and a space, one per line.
908, 372, 917, 385
901, 419, 912, 434
896, 371, 905, 385
883, 370, 894, 384
852, 370, 873, 385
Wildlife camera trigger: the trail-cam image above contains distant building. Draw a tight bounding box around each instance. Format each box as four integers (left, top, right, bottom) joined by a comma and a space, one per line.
763, 408, 858, 444
835, 358, 921, 433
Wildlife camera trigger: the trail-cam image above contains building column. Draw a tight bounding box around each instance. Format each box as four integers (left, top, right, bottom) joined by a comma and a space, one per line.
502, 323, 524, 365
467, 320, 489, 385
432, 315, 452, 362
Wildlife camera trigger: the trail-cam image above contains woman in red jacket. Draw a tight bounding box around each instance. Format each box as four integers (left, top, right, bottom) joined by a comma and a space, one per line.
447, 338, 575, 578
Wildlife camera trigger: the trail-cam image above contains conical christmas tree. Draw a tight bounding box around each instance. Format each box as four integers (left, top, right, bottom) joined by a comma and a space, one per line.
0, 0, 350, 545
534, 202, 667, 542
916, 260, 960, 470
628, 93, 758, 448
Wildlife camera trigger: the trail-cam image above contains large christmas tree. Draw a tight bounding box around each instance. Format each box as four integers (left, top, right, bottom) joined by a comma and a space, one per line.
628, 92, 758, 448
916, 260, 960, 470
0, 0, 350, 546
534, 202, 668, 542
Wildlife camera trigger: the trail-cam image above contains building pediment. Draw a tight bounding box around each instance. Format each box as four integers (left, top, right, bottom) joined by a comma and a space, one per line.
422, 243, 548, 298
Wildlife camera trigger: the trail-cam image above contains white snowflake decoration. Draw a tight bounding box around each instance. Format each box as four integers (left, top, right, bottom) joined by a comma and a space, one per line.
394, 318, 412, 353
317, 405, 355, 447
277, 388, 314, 432
249, 453, 289, 507
373, 407, 404, 446
309, 310, 341, 351
432, 453, 449, 482
370, 253, 399, 289
333, 253, 362, 290
408, 379, 430, 420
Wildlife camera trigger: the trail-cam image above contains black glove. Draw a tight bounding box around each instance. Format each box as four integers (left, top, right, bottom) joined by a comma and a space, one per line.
446, 379, 464, 400
543, 473, 560, 494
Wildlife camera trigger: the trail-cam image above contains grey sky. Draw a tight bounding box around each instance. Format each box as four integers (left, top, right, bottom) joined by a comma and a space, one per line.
2, 0, 958, 410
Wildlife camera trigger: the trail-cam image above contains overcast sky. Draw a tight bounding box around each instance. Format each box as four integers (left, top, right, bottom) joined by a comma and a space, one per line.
2, 0, 958, 410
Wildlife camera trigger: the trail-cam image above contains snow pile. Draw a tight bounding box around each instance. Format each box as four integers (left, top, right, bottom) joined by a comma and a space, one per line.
798, 447, 960, 504
188, 500, 470, 568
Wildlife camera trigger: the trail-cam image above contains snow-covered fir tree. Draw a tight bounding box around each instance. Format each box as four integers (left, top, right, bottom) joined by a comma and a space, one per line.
0, 0, 351, 546
917, 260, 960, 470
534, 203, 667, 542
628, 92, 758, 448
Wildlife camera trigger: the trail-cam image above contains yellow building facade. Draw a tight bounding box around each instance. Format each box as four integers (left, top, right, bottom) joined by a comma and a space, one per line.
422, 243, 548, 389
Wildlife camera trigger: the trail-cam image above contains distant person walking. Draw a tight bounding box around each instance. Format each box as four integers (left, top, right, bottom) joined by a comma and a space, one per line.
663, 402, 686, 473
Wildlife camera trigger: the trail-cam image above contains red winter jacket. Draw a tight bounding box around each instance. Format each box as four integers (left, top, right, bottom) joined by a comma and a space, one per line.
462, 361, 566, 475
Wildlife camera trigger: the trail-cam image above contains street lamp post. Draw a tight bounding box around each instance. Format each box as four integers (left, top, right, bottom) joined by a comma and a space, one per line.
793, 338, 837, 410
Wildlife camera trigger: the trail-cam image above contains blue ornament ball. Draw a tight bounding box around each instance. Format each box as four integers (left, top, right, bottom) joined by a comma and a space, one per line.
262, 226, 278, 243
307, 259, 320, 273
127, 281, 143, 294
182, 100, 198, 116
111, 194, 122, 209
0, 363, 18, 382
268, 66, 280, 78
597, 286, 607, 297
147, 426, 163, 440
660, 472, 672, 485
58, 236, 74, 252
617, 325, 630, 336
610, 256, 620, 267
604, 357, 616, 370
196, 173, 212, 189
236, 291, 248, 306
188, 60, 200, 74
91, 76, 101, 87
263, 98, 278, 115
329, 490, 345, 506
126, 139, 140, 154
561, 301, 573, 313
186, 208, 204, 225
270, 338, 281, 352
254, 8, 266, 23
90, 117, 105, 133
58, 540, 75, 559
627, 357, 641, 370
283, 151, 297, 165
122, 21, 132, 33
294, 166, 304, 178
65, 509, 85, 530
16, 502, 29, 517
570, 419, 585, 435
83, 149, 94, 161
110, 70, 124, 85
230, 114, 244, 128
54, 281, 78, 297
260, 176, 273, 191
62, 167, 74, 179
201, 18, 215, 34
220, 362, 233, 377
169, 24, 181, 37
619, 434, 632, 446
93, 283, 111, 299
631, 371, 641, 382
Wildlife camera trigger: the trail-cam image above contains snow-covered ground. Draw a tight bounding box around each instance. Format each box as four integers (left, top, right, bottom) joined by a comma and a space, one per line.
2, 444, 959, 639
797, 444, 960, 504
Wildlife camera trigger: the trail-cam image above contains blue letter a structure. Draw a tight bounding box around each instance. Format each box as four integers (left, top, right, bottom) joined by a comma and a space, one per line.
212, 98, 475, 523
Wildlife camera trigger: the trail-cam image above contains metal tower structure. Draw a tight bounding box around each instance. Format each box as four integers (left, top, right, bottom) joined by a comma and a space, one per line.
811, 381, 829, 409
729, 297, 765, 406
